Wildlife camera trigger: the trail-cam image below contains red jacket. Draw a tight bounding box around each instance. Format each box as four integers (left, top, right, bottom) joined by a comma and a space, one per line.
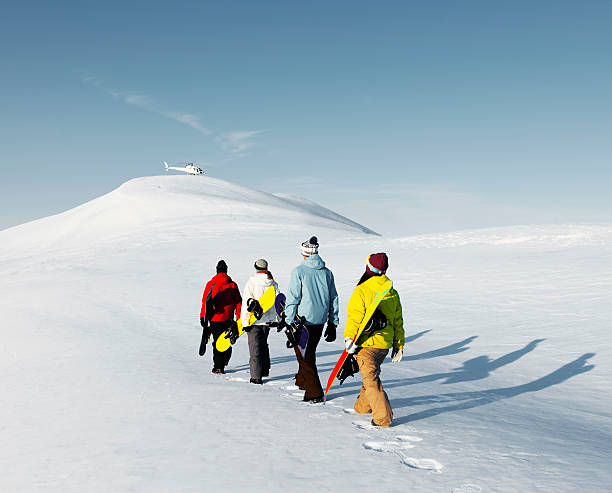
200, 272, 242, 322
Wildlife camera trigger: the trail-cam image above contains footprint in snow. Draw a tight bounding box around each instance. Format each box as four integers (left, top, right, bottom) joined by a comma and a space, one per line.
279, 385, 300, 391
395, 435, 422, 443
311, 412, 341, 419
451, 485, 482, 493
363, 440, 415, 451
357, 425, 441, 472
362, 435, 420, 452
262, 380, 288, 387
399, 457, 443, 472
280, 392, 304, 401
352, 420, 376, 430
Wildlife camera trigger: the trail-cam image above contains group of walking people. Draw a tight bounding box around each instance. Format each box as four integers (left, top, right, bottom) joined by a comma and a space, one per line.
199, 236, 405, 427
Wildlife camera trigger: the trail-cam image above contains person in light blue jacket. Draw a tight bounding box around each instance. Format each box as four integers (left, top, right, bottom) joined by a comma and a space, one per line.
285, 236, 339, 402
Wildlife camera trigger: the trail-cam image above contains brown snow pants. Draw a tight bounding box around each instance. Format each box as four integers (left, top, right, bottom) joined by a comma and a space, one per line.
354, 347, 393, 427
294, 324, 324, 400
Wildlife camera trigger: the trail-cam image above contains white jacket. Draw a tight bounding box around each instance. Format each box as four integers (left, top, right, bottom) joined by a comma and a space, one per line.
241, 272, 280, 327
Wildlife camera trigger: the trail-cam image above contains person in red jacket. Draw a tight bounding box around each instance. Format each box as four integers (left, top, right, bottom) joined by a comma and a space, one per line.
200, 260, 242, 373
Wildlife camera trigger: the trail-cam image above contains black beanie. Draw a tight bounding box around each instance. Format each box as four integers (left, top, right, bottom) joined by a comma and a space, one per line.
216, 260, 228, 273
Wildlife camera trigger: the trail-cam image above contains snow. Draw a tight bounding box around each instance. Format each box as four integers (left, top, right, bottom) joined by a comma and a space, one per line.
1, 175, 611, 492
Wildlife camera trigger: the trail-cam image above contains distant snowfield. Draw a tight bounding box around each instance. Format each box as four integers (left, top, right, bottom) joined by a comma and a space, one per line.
1, 176, 610, 492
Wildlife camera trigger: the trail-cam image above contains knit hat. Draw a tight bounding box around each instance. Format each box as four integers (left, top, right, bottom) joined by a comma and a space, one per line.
300, 236, 319, 257
254, 258, 268, 270
365, 253, 388, 275
216, 260, 228, 273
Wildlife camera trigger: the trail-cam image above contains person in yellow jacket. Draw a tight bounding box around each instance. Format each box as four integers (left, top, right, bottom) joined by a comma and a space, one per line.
344, 252, 404, 427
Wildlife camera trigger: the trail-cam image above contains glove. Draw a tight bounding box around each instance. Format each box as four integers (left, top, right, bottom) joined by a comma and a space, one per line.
200, 317, 208, 329
391, 347, 403, 363
345, 337, 357, 354
275, 317, 287, 332
324, 323, 337, 342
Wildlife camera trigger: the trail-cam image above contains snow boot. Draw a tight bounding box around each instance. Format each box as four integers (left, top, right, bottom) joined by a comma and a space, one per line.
371, 419, 390, 428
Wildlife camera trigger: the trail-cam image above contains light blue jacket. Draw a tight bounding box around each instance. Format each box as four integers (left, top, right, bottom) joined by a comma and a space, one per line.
285, 254, 339, 326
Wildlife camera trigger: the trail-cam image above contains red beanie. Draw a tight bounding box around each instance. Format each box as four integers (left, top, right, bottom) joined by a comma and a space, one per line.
366, 253, 388, 275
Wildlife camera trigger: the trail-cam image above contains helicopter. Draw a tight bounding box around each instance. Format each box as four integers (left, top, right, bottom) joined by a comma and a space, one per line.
163, 161, 204, 175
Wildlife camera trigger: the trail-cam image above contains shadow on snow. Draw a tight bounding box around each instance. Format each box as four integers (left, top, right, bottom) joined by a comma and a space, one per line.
392, 352, 595, 424
323, 335, 595, 424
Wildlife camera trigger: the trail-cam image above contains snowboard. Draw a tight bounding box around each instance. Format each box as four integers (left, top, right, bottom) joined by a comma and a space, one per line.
215, 284, 276, 352
275, 293, 309, 355
323, 279, 393, 401
198, 328, 209, 356
296, 323, 309, 357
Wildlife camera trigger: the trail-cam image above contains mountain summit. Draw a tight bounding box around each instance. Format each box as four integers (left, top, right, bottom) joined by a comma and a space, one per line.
0, 176, 378, 258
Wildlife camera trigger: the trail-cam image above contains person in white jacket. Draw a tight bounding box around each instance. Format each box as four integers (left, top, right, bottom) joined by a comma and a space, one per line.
241, 259, 279, 384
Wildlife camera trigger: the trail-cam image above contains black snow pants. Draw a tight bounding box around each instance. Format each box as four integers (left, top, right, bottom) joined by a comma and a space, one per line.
209, 320, 233, 371
247, 325, 271, 379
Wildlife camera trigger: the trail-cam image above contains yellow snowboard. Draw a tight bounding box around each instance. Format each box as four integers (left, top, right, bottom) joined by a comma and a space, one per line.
216, 285, 277, 352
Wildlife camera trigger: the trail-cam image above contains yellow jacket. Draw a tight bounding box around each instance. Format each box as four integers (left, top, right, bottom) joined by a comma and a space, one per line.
343, 275, 404, 350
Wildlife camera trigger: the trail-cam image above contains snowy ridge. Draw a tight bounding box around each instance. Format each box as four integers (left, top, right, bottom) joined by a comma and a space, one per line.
273, 193, 379, 236
0, 175, 377, 260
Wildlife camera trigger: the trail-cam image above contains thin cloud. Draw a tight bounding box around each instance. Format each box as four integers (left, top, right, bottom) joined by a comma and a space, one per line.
83, 77, 265, 158
81, 75, 103, 86
216, 130, 266, 156
106, 90, 212, 136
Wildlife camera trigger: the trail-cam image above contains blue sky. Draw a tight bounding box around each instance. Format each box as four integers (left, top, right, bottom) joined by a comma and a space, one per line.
1, 0, 610, 234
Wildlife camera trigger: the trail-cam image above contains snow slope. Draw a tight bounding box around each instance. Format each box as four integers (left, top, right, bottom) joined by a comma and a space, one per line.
0, 176, 377, 260
1, 176, 611, 492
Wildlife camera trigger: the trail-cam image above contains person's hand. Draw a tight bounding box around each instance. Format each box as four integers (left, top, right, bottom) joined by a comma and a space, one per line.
324, 323, 337, 342
275, 318, 287, 332
344, 337, 357, 354
391, 347, 403, 363
200, 317, 208, 329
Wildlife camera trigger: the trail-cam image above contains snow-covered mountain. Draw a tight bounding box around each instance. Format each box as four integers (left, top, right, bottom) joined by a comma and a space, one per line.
0, 176, 377, 260
1, 176, 611, 492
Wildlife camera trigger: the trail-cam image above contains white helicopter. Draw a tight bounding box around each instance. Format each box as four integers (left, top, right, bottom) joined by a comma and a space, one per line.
163, 161, 204, 175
